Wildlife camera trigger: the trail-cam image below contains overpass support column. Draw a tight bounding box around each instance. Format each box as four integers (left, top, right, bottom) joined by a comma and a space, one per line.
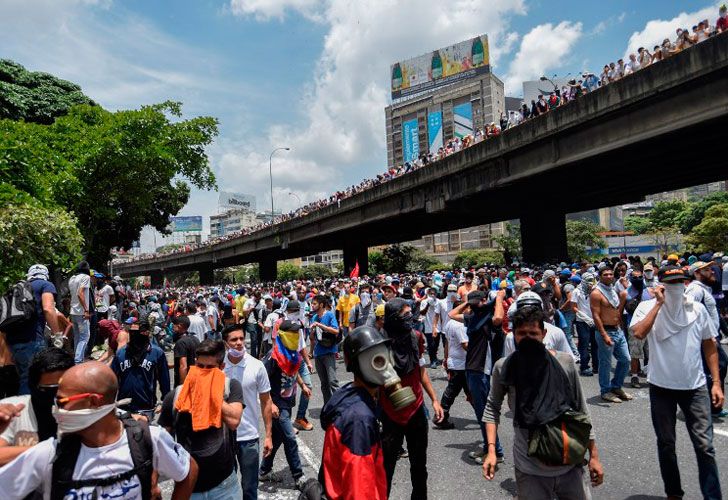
343, 242, 369, 277
520, 210, 568, 264
259, 257, 277, 282
150, 271, 164, 289
198, 264, 215, 286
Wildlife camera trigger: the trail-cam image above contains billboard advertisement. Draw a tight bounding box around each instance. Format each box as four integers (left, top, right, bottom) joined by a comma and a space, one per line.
391, 35, 490, 100
427, 110, 443, 154
453, 102, 473, 139
218, 191, 256, 211
170, 216, 202, 232
522, 77, 571, 107
402, 118, 420, 162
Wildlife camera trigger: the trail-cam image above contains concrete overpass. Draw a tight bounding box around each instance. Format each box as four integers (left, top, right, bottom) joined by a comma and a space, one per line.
115, 33, 728, 284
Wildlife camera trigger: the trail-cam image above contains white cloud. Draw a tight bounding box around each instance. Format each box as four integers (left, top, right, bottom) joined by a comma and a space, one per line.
221, 0, 528, 214
623, 4, 718, 59
502, 21, 583, 95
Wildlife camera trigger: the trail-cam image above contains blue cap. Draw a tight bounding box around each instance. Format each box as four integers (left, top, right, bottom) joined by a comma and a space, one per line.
125, 317, 137, 324
560, 269, 572, 276
569, 275, 582, 283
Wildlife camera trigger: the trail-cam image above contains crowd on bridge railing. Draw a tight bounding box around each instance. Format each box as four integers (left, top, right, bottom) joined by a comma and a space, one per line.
114, 7, 728, 265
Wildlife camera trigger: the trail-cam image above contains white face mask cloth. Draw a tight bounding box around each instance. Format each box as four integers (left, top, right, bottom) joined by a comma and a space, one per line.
228, 346, 246, 358
52, 402, 117, 434
653, 283, 696, 342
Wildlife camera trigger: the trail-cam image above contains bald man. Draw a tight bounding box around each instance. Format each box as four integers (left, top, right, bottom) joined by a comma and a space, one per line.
0, 362, 198, 499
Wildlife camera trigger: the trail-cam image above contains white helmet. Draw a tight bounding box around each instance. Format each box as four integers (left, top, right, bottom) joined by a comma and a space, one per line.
515, 291, 543, 310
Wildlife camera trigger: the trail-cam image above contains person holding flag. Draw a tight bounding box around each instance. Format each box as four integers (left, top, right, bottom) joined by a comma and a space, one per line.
259, 320, 311, 489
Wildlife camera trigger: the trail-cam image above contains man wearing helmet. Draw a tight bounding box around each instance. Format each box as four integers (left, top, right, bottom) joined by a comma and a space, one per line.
319, 326, 406, 500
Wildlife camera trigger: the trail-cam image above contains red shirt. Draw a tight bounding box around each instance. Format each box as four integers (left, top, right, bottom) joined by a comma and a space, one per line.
380, 331, 426, 425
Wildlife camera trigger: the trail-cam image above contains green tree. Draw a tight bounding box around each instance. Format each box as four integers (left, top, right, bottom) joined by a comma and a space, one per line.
680, 192, 728, 234
277, 262, 302, 281
565, 220, 606, 261
0, 202, 84, 289
648, 200, 689, 232
368, 251, 389, 275
382, 244, 416, 273
301, 264, 334, 280
623, 215, 653, 235
686, 203, 728, 252
407, 249, 441, 273
452, 249, 504, 269
493, 222, 522, 263
0, 59, 95, 124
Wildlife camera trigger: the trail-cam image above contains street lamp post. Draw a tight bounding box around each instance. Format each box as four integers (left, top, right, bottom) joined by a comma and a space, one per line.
269, 147, 290, 221
288, 191, 301, 206
539, 75, 559, 93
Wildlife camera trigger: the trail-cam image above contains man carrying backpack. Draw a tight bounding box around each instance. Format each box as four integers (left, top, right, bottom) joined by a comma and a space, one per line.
2, 265, 61, 395
0, 361, 198, 499
483, 306, 604, 499
159, 339, 244, 498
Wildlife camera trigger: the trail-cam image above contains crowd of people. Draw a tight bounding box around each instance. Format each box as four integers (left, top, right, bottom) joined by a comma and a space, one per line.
1, 248, 727, 498
115, 6, 728, 266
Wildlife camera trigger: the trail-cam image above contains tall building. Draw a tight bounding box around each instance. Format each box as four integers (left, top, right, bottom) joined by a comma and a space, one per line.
209, 208, 258, 238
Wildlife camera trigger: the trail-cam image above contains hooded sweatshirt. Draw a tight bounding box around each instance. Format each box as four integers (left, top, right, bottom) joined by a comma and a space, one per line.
320, 383, 387, 500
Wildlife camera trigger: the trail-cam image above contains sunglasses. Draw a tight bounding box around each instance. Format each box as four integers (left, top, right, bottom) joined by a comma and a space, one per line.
55, 392, 104, 408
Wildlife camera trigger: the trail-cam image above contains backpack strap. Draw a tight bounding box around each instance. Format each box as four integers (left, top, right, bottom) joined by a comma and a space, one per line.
50, 418, 153, 500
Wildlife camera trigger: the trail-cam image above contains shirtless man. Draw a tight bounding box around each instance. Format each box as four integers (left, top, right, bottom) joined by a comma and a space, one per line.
590, 266, 633, 404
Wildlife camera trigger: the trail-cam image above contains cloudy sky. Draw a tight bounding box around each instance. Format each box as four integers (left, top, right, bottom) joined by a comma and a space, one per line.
0, 0, 720, 246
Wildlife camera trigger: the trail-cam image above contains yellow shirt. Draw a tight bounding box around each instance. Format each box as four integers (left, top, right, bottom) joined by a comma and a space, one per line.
336, 294, 360, 328
235, 295, 246, 315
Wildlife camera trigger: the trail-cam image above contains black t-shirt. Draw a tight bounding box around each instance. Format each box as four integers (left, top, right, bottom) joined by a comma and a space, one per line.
264, 355, 296, 410
463, 306, 496, 372
158, 377, 243, 492
173, 334, 200, 386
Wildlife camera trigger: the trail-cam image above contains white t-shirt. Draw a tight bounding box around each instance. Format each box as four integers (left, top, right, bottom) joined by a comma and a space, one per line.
420, 298, 438, 333
224, 352, 271, 441
243, 298, 258, 324
686, 280, 720, 331
0, 425, 190, 500
206, 304, 219, 330
443, 321, 468, 371
723, 262, 728, 291
502, 323, 575, 359
95, 284, 114, 313
434, 298, 454, 331
630, 298, 717, 390
187, 314, 207, 342
68, 274, 90, 316
570, 287, 593, 321
0, 395, 38, 446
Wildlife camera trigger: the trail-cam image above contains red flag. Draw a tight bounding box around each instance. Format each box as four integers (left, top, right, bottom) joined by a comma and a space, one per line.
350, 260, 360, 279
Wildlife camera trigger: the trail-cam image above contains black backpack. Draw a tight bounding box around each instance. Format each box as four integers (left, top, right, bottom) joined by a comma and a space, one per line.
50, 417, 153, 500
0, 281, 36, 336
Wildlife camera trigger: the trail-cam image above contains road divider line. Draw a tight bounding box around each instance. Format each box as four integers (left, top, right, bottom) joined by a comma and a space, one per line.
713, 428, 728, 438
296, 435, 321, 471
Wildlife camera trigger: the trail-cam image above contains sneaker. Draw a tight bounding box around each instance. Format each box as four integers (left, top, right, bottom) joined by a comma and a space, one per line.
580, 369, 593, 377
721, 337, 728, 345
612, 388, 633, 401
631, 376, 641, 388
638, 370, 648, 378
293, 418, 314, 431
259, 470, 274, 482
601, 392, 622, 403
713, 409, 728, 418
468, 449, 485, 461
295, 475, 308, 491
433, 419, 455, 430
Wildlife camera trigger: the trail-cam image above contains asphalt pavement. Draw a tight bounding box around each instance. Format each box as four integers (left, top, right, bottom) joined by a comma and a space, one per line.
163, 352, 725, 499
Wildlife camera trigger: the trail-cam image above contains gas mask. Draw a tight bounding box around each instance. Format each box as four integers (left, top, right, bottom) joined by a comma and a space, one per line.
356, 344, 415, 410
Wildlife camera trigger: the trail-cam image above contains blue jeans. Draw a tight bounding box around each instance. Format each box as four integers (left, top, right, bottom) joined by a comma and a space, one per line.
650, 384, 721, 499
190, 470, 241, 499
71, 314, 90, 364
595, 327, 630, 395
260, 408, 303, 479
297, 363, 312, 420
236, 439, 259, 500
575, 321, 599, 373
10, 340, 46, 395
245, 323, 259, 359
465, 369, 503, 456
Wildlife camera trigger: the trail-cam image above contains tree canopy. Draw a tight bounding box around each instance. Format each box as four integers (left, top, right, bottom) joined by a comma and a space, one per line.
685, 203, 728, 252
565, 220, 606, 261
0, 59, 95, 124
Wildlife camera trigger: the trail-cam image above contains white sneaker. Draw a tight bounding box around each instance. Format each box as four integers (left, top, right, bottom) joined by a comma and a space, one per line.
295, 475, 308, 490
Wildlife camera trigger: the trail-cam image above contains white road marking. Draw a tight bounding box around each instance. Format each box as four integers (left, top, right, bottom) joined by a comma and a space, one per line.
296, 434, 321, 471
713, 427, 728, 438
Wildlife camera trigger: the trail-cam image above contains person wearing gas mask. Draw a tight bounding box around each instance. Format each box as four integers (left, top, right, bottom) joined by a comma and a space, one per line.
483, 306, 604, 498
571, 272, 600, 376
0, 348, 74, 466
0, 361, 198, 499
381, 298, 444, 499
630, 265, 724, 500
319, 325, 406, 500
111, 317, 170, 421
448, 290, 505, 466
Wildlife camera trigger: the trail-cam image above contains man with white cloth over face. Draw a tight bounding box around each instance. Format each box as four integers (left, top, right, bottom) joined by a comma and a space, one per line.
630, 265, 724, 500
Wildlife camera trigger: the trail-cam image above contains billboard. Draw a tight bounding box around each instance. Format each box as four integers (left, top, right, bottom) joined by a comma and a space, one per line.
391, 35, 490, 100
170, 216, 202, 232
218, 191, 256, 211
427, 110, 443, 154
453, 102, 473, 139
402, 118, 420, 162
522, 77, 571, 108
